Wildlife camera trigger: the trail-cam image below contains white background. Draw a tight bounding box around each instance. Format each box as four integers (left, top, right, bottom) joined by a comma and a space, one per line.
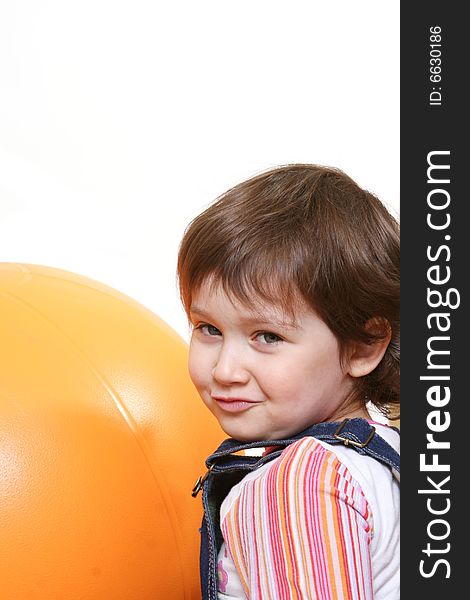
0, 1, 399, 342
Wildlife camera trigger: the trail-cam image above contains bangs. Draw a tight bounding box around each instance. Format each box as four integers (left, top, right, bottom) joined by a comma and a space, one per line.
181, 240, 310, 323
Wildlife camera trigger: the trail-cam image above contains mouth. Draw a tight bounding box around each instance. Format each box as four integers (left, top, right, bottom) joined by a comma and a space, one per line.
211, 396, 262, 413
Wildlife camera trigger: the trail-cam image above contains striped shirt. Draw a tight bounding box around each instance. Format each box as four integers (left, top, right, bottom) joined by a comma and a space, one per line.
217, 425, 400, 599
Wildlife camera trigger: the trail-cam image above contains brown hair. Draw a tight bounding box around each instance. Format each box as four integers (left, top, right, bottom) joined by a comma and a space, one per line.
177, 164, 399, 417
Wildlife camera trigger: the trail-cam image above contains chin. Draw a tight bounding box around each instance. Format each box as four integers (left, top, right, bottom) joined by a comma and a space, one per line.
218, 422, 261, 443
222, 429, 256, 443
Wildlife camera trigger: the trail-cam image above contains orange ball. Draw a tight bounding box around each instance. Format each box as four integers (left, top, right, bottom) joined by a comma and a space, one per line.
0, 263, 222, 599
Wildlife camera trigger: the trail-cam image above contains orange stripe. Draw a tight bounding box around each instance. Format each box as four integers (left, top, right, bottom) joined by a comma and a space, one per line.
294, 442, 314, 598
225, 498, 249, 596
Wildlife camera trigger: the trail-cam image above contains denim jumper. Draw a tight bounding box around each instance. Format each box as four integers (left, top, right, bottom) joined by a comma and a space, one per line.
192, 417, 400, 600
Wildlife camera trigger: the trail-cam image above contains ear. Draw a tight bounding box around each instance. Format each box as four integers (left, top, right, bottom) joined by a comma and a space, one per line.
346, 318, 392, 378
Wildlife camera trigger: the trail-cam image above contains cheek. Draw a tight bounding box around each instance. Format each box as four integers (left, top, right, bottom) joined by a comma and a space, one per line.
188, 342, 208, 390
284, 343, 345, 390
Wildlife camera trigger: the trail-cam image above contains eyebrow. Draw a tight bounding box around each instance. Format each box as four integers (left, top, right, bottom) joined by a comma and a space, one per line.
189, 306, 301, 330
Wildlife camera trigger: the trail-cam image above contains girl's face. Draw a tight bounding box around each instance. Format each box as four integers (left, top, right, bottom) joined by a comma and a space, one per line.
188, 281, 367, 442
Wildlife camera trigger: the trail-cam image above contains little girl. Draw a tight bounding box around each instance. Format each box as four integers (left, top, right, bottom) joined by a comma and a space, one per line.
177, 164, 400, 599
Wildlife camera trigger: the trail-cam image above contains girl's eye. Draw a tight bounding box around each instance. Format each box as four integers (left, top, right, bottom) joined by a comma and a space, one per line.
257, 331, 283, 345
196, 323, 221, 336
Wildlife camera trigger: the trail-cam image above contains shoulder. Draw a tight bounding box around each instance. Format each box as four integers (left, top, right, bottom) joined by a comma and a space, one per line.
314, 423, 400, 492
306, 424, 400, 514
221, 427, 399, 523
272, 436, 344, 481
271, 437, 371, 510
238, 436, 371, 514
313, 424, 400, 566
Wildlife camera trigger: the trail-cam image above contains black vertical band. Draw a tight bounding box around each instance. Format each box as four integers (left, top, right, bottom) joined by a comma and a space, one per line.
401, 3, 465, 595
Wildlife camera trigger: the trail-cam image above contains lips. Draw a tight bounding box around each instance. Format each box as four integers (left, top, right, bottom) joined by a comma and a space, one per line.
211, 396, 261, 413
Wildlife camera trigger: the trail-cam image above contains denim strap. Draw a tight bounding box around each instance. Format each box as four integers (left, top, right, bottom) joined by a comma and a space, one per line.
205, 417, 400, 474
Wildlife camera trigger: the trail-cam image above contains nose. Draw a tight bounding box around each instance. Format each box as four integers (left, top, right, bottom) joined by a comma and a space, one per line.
211, 342, 249, 385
